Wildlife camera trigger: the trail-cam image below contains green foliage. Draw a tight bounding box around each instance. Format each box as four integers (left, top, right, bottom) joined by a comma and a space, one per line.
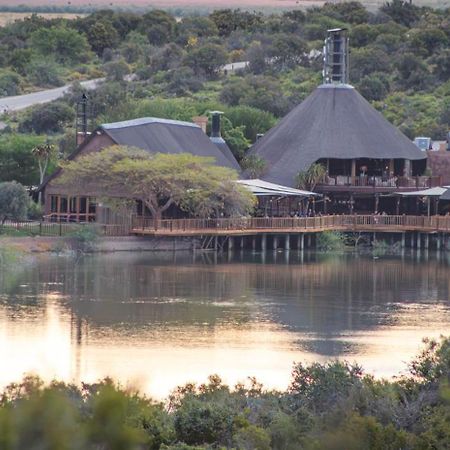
316, 231, 346, 251
29, 25, 90, 65
140, 10, 176, 46
185, 43, 228, 79
225, 106, 276, 143
295, 163, 327, 191
0, 181, 29, 224
104, 58, 130, 82
19, 101, 74, 134
27, 201, 43, 221
0, 70, 22, 96
0, 337, 449, 449
27, 60, 64, 88
0, 134, 46, 186
60, 146, 255, 219
70, 224, 99, 253
241, 155, 267, 179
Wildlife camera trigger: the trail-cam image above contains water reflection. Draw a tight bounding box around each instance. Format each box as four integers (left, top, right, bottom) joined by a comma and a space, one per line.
1, 251, 449, 398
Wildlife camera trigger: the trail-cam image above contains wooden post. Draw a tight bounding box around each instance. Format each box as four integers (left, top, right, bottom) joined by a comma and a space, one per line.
261, 234, 267, 252
298, 234, 304, 250
374, 194, 379, 214
351, 159, 356, 179
436, 233, 441, 251
307, 234, 312, 247
228, 236, 234, 251
401, 232, 405, 248
424, 233, 429, 249
285, 234, 290, 251
349, 193, 354, 214
396, 196, 400, 215
240, 236, 244, 249
273, 235, 278, 250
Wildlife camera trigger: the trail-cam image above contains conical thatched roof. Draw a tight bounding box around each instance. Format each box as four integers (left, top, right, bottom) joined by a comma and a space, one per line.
249, 84, 426, 187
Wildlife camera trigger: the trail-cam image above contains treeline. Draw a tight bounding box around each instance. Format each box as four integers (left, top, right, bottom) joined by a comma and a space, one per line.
0, 337, 449, 449
0, 1, 449, 186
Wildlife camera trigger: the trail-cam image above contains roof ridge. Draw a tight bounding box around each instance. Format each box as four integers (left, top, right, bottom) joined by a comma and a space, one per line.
101, 117, 200, 130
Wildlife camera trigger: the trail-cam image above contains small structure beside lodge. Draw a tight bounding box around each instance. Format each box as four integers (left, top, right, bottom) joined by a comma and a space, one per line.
248, 28, 437, 215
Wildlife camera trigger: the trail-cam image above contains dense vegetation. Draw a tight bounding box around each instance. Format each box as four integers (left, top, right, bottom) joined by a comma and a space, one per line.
0, 336, 448, 449
0, 1, 448, 188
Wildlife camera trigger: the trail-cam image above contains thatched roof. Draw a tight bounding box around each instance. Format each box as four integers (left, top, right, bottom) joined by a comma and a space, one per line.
249, 84, 426, 187
102, 118, 240, 171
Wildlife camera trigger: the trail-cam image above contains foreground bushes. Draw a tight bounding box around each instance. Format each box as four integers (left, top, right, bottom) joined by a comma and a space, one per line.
0, 337, 449, 449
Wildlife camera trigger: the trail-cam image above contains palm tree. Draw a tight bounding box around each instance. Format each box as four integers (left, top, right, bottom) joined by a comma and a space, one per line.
32, 143, 55, 203
295, 163, 327, 191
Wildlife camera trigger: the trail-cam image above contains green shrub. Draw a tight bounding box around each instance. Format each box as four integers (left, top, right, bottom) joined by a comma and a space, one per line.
316, 231, 346, 251
70, 225, 100, 252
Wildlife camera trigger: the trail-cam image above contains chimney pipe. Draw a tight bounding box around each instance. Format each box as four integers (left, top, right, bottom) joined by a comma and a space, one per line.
210, 111, 223, 138
76, 93, 90, 146
323, 28, 349, 85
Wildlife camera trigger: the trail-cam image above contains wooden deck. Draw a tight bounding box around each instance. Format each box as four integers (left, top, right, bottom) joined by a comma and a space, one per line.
131, 215, 450, 236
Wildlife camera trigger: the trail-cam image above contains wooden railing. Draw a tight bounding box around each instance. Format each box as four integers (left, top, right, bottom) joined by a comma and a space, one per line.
132, 215, 450, 234
0, 220, 130, 237
319, 176, 442, 189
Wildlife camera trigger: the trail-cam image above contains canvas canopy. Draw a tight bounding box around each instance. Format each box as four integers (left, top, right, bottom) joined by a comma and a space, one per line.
395, 187, 450, 197
236, 179, 318, 197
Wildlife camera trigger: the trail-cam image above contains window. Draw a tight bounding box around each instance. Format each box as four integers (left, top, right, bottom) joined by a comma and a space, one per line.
60, 196, 68, 213
50, 196, 58, 213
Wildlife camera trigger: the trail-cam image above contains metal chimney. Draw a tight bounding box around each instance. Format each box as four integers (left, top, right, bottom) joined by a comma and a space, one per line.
323, 28, 349, 85
76, 93, 91, 146
210, 111, 223, 138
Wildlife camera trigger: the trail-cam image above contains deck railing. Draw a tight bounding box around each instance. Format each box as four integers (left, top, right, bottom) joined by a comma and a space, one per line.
132, 215, 450, 234
319, 176, 442, 189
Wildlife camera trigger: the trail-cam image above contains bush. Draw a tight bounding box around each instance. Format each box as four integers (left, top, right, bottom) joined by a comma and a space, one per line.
70, 224, 99, 252
0, 69, 22, 96
27, 60, 64, 88
27, 201, 43, 220
316, 231, 346, 251
0, 181, 29, 224
19, 101, 74, 134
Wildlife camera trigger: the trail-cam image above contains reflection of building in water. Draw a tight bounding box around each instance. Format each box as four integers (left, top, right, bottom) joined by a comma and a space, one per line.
12, 253, 448, 358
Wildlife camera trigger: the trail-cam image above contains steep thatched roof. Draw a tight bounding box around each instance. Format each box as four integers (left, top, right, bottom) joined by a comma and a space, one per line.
249, 84, 426, 187
102, 117, 241, 171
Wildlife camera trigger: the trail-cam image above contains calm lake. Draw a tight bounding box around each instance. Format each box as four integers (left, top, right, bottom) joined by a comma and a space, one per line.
1, 251, 449, 399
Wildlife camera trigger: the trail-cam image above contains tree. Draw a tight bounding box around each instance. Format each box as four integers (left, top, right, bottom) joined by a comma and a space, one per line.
270, 34, 307, 70
0, 134, 46, 186
19, 101, 74, 134
59, 147, 255, 219
103, 59, 130, 82
295, 163, 327, 191
176, 16, 219, 45
357, 74, 389, 101
0, 69, 22, 96
0, 181, 29, 224
27, 60, 64, 88
29, 25, 90, 65
139, 10, 176, 46
32, 143, 56, 203
85, 21, 119, 56
350, 48, 391, 82
380, 0, 420, 27
225, 105, 276, 143
241, 155, 267, 178
185, 43, 228, 79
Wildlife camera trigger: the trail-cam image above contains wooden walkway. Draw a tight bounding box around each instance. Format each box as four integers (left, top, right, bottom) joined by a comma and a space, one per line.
131, 215, 450, 237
